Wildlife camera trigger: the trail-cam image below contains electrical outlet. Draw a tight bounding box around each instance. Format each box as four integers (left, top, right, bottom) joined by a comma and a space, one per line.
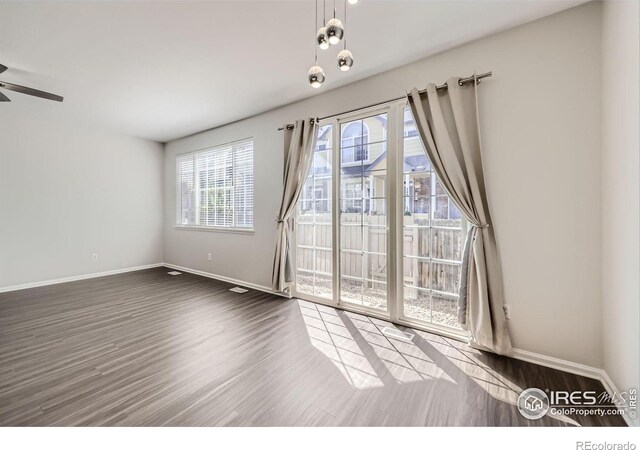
207, 253, 212, 261
502, 305, 511, 320
92, 253, 99, 261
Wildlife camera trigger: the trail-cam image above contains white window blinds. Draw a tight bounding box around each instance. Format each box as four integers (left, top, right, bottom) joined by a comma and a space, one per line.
176, 139, 254, 230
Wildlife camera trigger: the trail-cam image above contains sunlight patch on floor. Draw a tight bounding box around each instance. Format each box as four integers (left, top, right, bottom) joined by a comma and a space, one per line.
297, 300, 459, 388
298, 300, 383, 390
348, 315, 456, 385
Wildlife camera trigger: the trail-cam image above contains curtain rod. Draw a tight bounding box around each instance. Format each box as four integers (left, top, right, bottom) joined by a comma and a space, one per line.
278, 71, 492, 130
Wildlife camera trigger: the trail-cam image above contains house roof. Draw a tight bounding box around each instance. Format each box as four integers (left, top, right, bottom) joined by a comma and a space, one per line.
313, 151, 430, 178
403, 155, 431, 172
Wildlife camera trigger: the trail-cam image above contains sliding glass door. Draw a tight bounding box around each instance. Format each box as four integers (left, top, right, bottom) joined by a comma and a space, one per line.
295, 124, 333, 301
294, 102, 466, 337
400, 107, 465, 331
338, 112, 389, 313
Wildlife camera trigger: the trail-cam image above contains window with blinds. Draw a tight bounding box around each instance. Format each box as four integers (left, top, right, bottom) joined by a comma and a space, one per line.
176, 139, 254, 231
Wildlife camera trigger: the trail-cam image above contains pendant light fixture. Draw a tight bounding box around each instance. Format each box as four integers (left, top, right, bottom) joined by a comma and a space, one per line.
337, 0, 354, 71
326, 0, 344, 45
309, 0, 326, 88
306, 0, 359, 86
316, 0, 329, 50
316, 28, 330, 50
326, 18, 344, 45
337, 50, 353, 71
308, 65, 326, 88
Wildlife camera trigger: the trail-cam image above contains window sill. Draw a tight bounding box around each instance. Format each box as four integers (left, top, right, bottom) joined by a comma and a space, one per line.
173, 225, 255, 235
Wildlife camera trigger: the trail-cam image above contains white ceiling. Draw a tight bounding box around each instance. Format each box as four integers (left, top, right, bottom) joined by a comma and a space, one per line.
0, 0, 584, 143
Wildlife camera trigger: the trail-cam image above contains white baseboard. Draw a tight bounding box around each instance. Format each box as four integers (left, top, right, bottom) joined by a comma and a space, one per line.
512, 348, 636, 427
0, 263, 164, 294
599, 370, 638, 427
512, 348, 603, 380
162, 262, 287, 298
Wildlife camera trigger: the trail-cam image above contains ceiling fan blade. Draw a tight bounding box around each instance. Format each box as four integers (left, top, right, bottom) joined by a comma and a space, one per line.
0, 91, 10, 102
0, 64, 7, 74
0, 81, 63, 102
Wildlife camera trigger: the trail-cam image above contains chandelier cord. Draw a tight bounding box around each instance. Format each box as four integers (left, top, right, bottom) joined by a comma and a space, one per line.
344, 0, 347, 49
315, 0, 319, 65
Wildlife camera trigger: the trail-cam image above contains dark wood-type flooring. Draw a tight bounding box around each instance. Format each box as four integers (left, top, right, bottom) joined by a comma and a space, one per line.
0, 267, 625, 426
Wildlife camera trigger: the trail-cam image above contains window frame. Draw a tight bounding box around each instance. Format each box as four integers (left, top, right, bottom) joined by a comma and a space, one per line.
340, 121, 370, 165
174, 138, 255, 234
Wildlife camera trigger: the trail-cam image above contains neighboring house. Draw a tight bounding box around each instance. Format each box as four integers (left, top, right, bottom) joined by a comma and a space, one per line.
301, 115, 460, 220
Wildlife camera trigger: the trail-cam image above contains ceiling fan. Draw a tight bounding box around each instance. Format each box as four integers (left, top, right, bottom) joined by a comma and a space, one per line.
0, 63, 64, 102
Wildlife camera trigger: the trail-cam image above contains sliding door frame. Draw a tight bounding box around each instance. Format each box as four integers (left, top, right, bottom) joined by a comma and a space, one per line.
292, 117, 340, 308
333, 103, 398, 321
293, 99, 467, 342
391, 101, 467, 341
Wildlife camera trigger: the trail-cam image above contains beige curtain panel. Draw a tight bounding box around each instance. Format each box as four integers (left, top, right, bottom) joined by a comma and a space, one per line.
272, 118, 319, 295
407, 76, 512, 355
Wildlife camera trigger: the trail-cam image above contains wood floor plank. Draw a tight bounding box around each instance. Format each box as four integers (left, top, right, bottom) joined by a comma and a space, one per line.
0, 267, 626, 426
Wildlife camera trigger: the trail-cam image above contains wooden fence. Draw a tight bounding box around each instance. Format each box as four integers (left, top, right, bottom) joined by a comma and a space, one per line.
296, 213, 464, 295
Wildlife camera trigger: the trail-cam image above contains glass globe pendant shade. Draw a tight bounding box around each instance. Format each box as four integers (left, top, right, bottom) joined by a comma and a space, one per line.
308, 65, 326, 88
337, 49, 354, 71
316, 27, 330, 50
347, 0, 359, 4
326, 18, 344, 45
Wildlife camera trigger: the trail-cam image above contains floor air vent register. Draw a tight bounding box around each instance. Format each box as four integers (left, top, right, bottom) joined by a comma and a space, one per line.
229, 287, 248, 293
381, 327, 414, 342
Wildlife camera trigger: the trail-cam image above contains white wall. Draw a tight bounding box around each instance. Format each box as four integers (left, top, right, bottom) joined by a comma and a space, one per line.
601, 0, 640, 425
0, 111, 164, 288
164, 3, 603, 367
